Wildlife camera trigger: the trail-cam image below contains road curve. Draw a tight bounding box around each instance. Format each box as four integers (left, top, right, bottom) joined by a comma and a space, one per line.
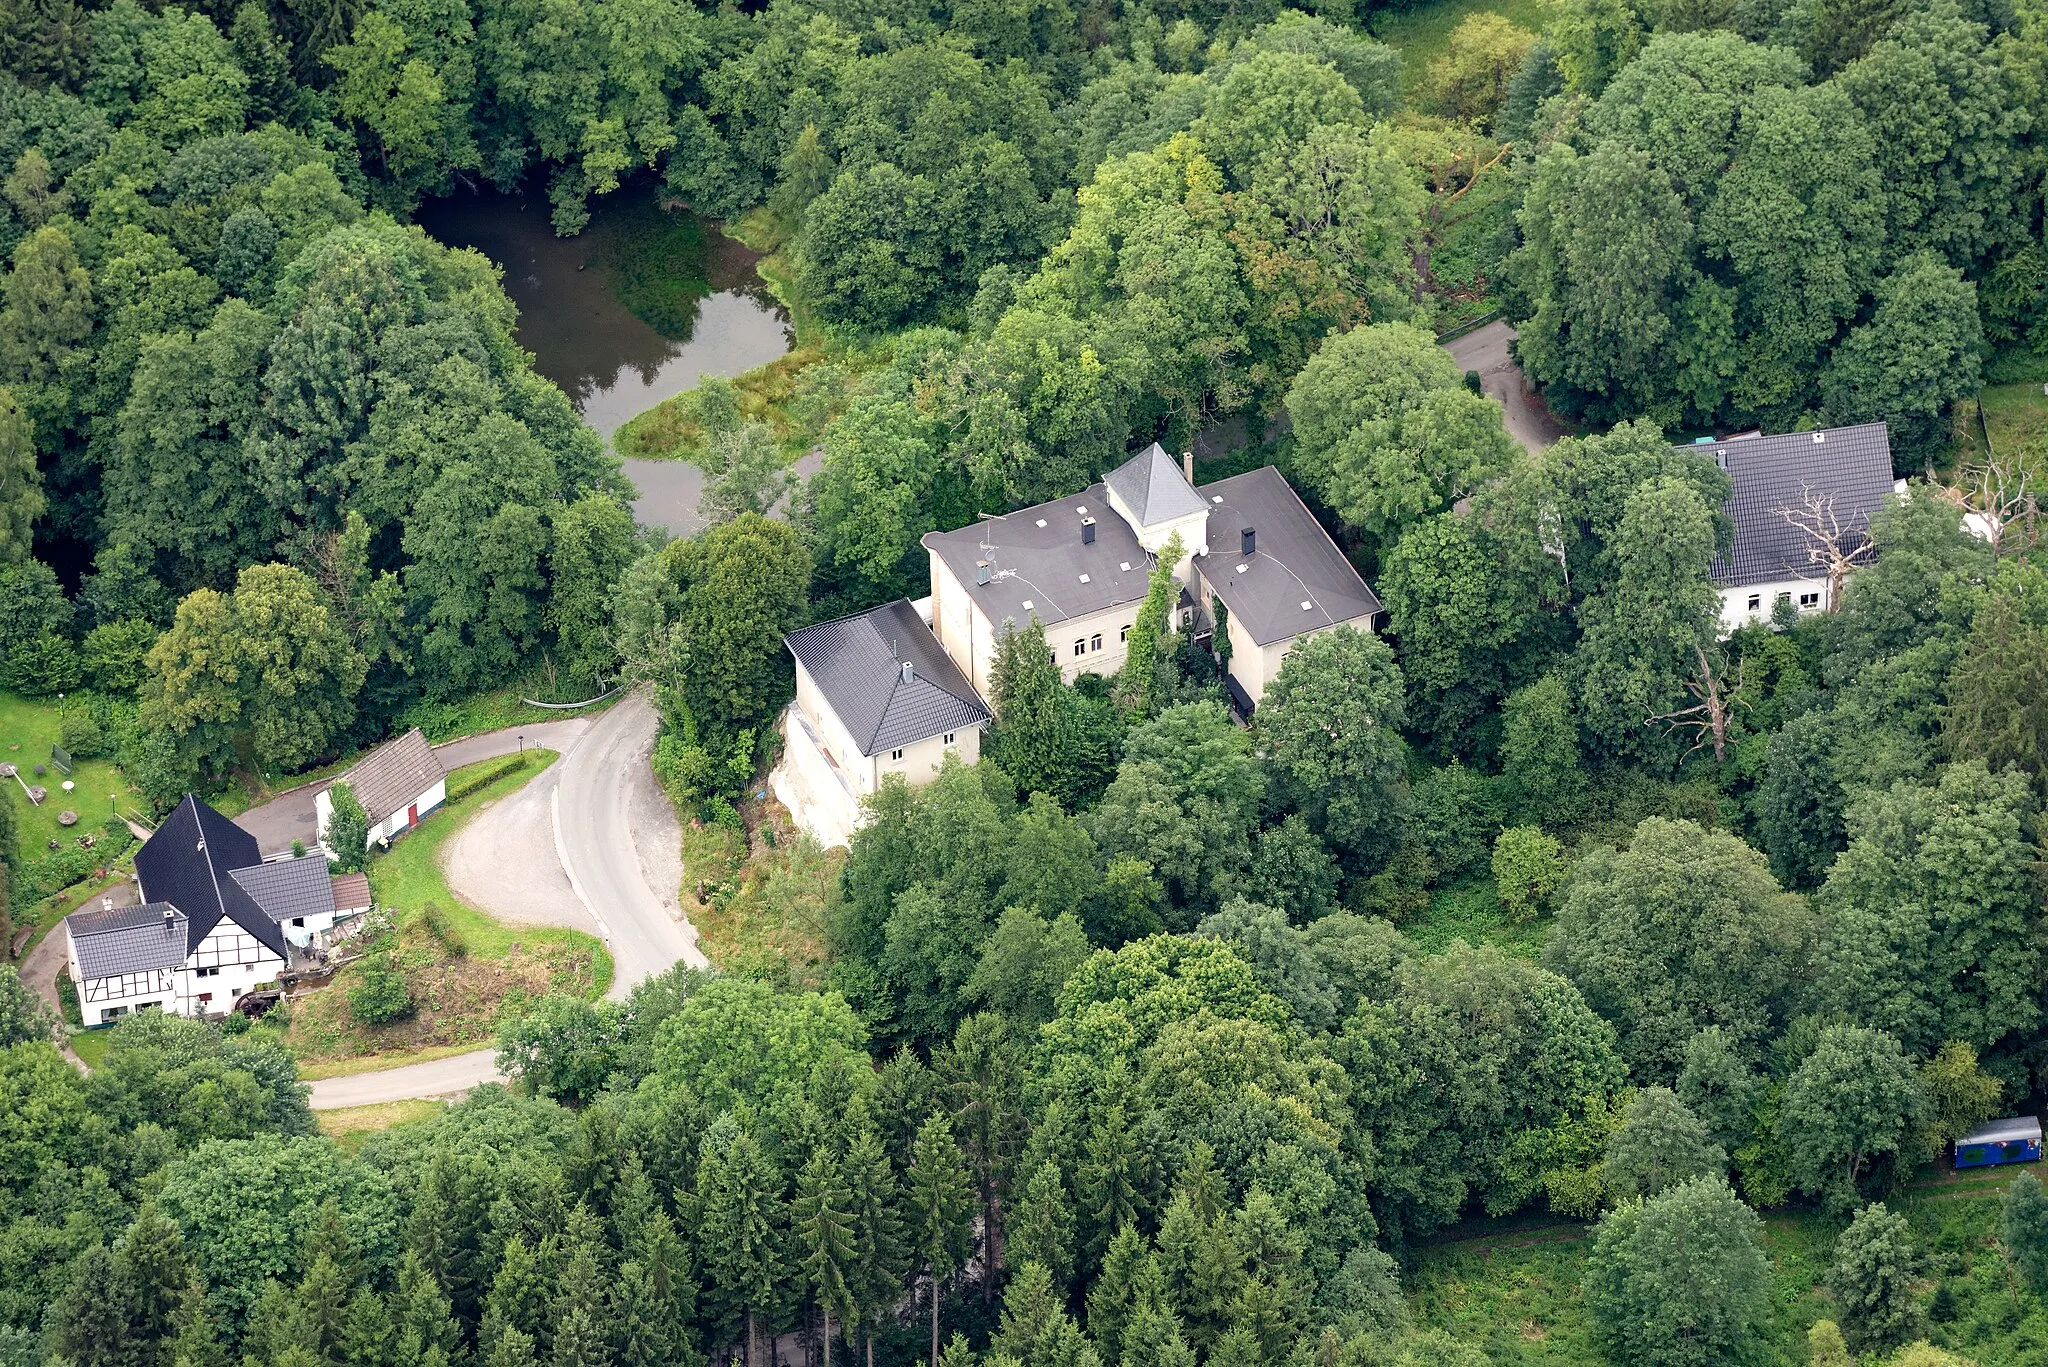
553, 690, 709, 999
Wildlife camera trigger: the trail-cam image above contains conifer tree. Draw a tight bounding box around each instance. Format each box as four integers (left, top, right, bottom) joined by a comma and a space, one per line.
907, 1114, 974, 1367
2003, 1170, 2048, 1294
115, 1201, 194, 1367
1077, 1109, 1143, 1262
992, 1263, 1075, 1364
844, 1126, 906, 1367
166, 1274, 223, 1367
549, 1208, 615, 1367
1009, 1161, 1076, 1290
393, 1251, 462, 1367
610, 1261, 676, 1367
50, 1244, 137, 1367
341, 1286, 393, 1367
485, 1327, 539, 1367
637, 1210, 698, 1327
696, 1117, 784, 1367
609, 1153, 659, 1258
1086, 1225, 1151, 1362
298, 1255, 354, 1365
793, 1149, 858, 1367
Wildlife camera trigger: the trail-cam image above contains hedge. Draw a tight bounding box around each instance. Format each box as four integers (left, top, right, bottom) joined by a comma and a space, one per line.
446, 754, 531, 803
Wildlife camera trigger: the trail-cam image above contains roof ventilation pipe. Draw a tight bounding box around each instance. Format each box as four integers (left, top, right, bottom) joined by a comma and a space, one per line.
1182, 451, 1195, 483
975, 561, 992, 585
901, 661, 914, 684
1241, 527, 1256, 557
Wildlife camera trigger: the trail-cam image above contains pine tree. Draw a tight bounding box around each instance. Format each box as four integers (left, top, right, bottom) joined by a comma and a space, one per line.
50, 1244, 138, 1367
393, 1251, 462, 1367
1117, 1304, 1195, 1367
610, 1261, 676, 1367
1085, 1226, 1150, 1362
696, 1117, 784, 1367
793, 1149, 858, 1367
481, 1236, 546, 1361
1008, 1161, 1075, 1290
549, 1207, 615, 1367
1077, 1109, 1143, 1264
115, 1201, 194, 1367
940, 1014, 1028, 1301
341, 1287, 393, 1367
908, 1114, 974, 1367
485, 1327, 539, 1367
609, 1152, 659, 1259
2004, 1170, 2048, 1294
1173, 1144, 1224, 1225
298, 1255, 354, 1365
166, 1275, 223, 1367
636, 1210, 698, 1327
991, 1263, 1070, 1363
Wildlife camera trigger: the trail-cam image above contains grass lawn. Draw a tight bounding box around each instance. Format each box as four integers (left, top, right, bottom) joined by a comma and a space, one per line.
68, 1025, 112, 1068
1369, 0, 1556, 102
0, 692, 141, 856
1407, 1165, 2048, 1365
278, 750, 612, 1065
316, 1098, 448, 1151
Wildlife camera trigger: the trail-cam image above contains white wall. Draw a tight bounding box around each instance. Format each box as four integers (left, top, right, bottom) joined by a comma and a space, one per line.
175, 919, 285, 1016
1718, 578, 1828, 635
319, 777, 446, 848
69, 930, 180, 1025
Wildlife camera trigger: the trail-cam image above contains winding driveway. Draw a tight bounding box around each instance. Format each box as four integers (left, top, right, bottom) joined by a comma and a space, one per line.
305, 691, 706, 1109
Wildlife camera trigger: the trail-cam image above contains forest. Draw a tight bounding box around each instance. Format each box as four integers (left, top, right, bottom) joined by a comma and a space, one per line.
0, 0, 2043, 1360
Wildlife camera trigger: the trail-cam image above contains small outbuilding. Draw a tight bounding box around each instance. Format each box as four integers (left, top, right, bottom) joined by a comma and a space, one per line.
1954, 1116, 2043, 1170
315, 728, 447, 851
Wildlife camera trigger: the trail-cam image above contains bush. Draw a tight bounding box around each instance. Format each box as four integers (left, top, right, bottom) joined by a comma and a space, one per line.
446, 755, 528, 802
80, 619, 157, 694
326, 782, 369, 873
1493, 825, 1569, 921
1408, 761, 1506, 881
57, 703, 105, 760
348, 957, 412, 1024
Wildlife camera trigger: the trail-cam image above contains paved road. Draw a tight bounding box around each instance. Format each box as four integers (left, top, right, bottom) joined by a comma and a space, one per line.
309, 1049, 506, 1108
553, 690, 707, 1000
1443, 320, 1569, 455
304, 691, 703, 1109
234, 715, 598, 856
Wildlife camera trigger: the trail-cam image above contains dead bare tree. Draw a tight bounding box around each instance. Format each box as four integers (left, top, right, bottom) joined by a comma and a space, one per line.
1647, 644, 1749, 763
1775, 484, 1877, 612
1938, 454, 2042, 557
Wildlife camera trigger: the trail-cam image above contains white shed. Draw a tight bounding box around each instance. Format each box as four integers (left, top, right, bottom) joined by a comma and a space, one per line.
316, 728, 448, 850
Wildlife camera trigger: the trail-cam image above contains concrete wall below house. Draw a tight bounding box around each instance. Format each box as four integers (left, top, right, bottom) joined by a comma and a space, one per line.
1719, 578, 1828, 634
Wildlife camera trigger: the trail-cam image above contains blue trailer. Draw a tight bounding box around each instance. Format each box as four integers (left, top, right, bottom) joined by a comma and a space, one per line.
1954, 1116, 2043, 1170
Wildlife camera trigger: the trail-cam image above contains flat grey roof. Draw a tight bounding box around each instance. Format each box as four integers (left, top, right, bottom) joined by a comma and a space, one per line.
785, 600, 990, 756
230, 856, 339, 924
68, 902, 189, 978
1193, 466, 1381, 646
922, 486, 1156, 630
1959, 1116, 2043, 1146
1685, 422, 1895, 585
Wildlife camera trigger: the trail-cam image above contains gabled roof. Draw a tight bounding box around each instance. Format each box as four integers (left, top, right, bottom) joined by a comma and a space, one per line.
230, 855, 339, 924
1192, 466, 1382, 647
132, 795, 288, 962
68, 902, 189, 979
337, 729, 445, 823
1106, 442, 1208, 528
785, 600, 990, 756
1684, 423, 1896, 585
330, 872, 372, 914
922, 486, 1156, 630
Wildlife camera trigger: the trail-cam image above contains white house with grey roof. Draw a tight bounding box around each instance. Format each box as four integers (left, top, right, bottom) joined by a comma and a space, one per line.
773, 444, 1379, 845
315, 728, 446, 851
1686, 422, 1902, 633
65, 794, 366, 1023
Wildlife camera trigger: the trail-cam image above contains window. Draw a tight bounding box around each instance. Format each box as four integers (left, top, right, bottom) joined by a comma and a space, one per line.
1798, 591, 1821, 610
1747, 594, 1761, 612
1074, 639, 1087, 657
1120, 624, 1131, 642
101, 1005, 128, 1023
943, 733, 956, 746
194, 966, 219, 979
1048, 650, 1056, 667
889, 748, 904, 761
291, 917, 304, 928
1090, 633, 1103, 652
1181, 609, 1193, 627
1775, 591, 1792, 607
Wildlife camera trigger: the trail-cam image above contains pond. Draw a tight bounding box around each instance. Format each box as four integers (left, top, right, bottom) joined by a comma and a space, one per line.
415, 185, 793, 441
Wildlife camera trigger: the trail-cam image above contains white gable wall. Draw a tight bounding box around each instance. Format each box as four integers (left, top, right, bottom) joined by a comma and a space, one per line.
1718, 578, 1829, 635
175, 918, 284, 1016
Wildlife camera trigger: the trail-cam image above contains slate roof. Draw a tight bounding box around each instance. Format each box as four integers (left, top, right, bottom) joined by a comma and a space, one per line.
1106, 443, 1209, 528
230, 855, 339, 924
133, 795, 287, 960
785, 600, 990, 756
1192, 466, 1382, 647
1685, 423, 1896, 585
922, 486, 1156, 630
68, 903, 189, 979
337, 729, 445, 823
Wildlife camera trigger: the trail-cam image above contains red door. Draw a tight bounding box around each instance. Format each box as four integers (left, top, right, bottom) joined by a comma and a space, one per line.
407, 803, 418, 826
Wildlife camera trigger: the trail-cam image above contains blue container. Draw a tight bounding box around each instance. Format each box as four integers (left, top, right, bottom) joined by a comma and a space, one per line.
1954, 1116, 2043, 1170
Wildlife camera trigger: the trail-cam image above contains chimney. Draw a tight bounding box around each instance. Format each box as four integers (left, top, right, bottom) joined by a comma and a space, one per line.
900, 661, 914, 684
1082, 517, 1097, 545
1241, 527, 1256, 557
1182, 451, 1195, 484
162, 906, 174, 927
101, 897, 112, 912
975, 560, 991, 585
